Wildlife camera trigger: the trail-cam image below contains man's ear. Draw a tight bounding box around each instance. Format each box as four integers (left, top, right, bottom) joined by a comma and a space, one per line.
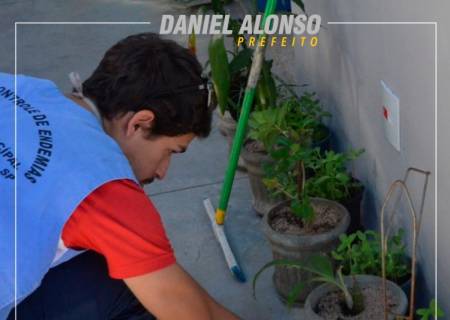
126, 110, 155, 137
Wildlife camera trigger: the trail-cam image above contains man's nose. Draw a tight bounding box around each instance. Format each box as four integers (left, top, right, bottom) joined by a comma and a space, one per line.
155, 170, 165, 180
155, 160, 170, 180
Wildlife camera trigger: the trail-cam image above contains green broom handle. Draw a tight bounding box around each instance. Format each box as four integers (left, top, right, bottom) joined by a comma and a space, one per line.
215, 0, 277, 224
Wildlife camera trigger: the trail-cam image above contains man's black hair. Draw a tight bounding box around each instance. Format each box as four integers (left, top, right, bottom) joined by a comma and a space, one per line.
82, 32, 212, 137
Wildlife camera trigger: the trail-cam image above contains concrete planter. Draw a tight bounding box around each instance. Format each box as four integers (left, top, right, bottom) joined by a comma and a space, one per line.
241, 142, 283, 216
262, 198, 350, 304
304, 275, 408, 320
216, 111, 246, 171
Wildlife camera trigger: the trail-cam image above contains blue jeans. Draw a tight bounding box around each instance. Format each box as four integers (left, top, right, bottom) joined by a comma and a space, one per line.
8, 251, 156, 320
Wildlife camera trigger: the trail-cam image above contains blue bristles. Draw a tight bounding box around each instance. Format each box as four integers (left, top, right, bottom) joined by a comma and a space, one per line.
231, 265, 247, 283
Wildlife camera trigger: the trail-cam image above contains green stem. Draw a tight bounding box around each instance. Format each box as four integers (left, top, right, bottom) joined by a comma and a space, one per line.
272, 180, 296, 200
337, 267, 354, 310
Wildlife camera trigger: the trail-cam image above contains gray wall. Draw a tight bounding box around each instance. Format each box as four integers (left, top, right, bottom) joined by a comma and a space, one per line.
281, 0, 448, 314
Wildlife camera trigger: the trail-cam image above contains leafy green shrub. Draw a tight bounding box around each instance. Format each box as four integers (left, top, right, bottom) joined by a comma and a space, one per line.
306, 149, 364, 202
331, 229, 410, 284
248, 92, 330, 151
262, 140, 363, 223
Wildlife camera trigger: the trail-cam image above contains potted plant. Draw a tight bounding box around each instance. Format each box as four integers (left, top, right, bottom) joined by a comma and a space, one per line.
331, 229, 412, 294
243, 92, 331, 216
304, 274, 408, 319
259, 136, 350, 304
253, 255, 408, 319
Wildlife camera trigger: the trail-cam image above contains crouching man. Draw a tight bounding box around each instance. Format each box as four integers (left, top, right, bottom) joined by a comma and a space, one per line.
0, 32, 240, 320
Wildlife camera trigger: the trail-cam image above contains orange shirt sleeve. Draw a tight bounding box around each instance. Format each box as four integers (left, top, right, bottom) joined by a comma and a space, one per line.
61, 179, 176, 279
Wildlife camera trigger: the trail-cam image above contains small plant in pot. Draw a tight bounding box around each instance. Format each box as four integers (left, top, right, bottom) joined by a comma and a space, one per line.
253, 255, 408, 319
259, 136, 350, 304
331, 229, 412, 293
243, 92, 331, 216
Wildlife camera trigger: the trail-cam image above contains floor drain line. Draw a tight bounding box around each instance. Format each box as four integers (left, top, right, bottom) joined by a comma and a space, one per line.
148, 175, 248, 197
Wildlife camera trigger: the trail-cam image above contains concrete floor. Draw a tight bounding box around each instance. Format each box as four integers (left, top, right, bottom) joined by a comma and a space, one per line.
1, 0, 304, 318
146, 115, 304, 319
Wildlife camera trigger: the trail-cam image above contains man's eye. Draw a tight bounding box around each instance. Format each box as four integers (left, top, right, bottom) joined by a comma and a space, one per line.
171, 148, 186, 154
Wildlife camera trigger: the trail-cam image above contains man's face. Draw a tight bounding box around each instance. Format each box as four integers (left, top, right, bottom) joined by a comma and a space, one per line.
126, 133, 195, 185
105, 110, 195, 185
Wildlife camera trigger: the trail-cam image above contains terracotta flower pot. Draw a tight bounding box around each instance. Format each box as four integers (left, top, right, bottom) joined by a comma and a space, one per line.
262, 198, 350, 304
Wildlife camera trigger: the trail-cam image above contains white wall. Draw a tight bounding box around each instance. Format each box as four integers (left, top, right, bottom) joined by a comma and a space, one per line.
279, 0, 449, 314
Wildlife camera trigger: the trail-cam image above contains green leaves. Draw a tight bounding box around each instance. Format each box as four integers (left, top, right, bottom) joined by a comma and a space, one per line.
416, 299, 444, 319
306, 149, 364, 202
207, 29, 251, 119
249, 92, 332, 223
336, 173, 350, 184
291, 197, 314, 222
229, 47, 253, 74
261, 141, 363, 224
255, 60, 277, 111
331, 229, 410, 283
211, 0, 225, 14
308, 255, 334, 279
286, 282, 305, 308
249, 92, 344, 225
208, 36, 230, 115
248, 83, 363, 226
384, 228, 409, 281
207, 17, 280, 120
248, 108, 281, 149
248, 92, 328, 152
